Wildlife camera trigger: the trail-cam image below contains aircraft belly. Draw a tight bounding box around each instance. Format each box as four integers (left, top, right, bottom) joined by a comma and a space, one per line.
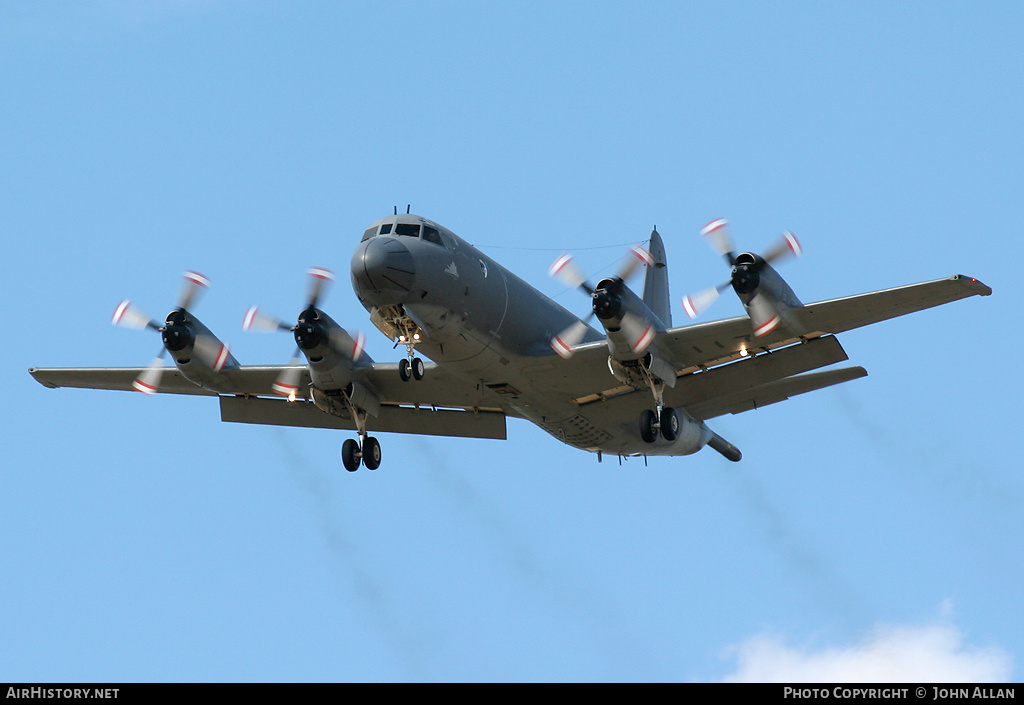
556, 401, 709, 457
510, 398, 709, 457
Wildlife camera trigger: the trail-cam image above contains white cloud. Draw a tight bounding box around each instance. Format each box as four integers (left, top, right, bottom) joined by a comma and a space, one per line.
722, 619, 1012, 683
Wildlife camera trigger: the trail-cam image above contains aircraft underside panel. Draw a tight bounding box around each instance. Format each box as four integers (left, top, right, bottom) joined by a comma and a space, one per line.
534, 414, 614, 448
219, 395, 507, 440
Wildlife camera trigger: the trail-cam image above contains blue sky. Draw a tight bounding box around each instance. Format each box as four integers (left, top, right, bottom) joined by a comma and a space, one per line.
2, 1, 1019, 682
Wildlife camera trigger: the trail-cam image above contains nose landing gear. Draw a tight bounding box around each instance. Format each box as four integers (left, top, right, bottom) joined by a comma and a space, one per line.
398, 354, 424, 381
395, 320, 425, 382
368, 305, 426, 382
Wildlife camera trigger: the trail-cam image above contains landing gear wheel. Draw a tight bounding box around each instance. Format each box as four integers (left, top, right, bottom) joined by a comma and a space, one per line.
411, 357, 424, 380
341, 438, 360, 472
639, 409, 658, 444
399, 358, 411, 382
362, 436, 382, 470
660, 407, 679, 441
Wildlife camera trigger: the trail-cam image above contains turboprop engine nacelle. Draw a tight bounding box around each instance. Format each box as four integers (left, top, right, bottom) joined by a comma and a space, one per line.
593, 277, 666, 361
164, 311, 236, 390
294, 307, 366, 391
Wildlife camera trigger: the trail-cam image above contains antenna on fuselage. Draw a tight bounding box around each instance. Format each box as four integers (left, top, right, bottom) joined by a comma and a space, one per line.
394, 205, 397, 215
406, 204, 411, 214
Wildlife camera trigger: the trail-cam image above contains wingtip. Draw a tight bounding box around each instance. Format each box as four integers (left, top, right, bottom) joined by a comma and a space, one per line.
28, 367, 59, 388
952, 274, 992, 296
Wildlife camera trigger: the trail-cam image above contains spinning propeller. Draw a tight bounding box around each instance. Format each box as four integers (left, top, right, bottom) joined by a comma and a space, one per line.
243, 267, 365, 398
549, 244, 656, 358
681, 218, 802, 337
111, 271, 231, 394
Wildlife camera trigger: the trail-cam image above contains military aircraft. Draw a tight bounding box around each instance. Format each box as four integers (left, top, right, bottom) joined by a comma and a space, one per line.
29, 213, 991, 471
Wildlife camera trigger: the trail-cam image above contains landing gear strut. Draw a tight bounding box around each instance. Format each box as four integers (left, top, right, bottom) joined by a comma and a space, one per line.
340, 396, 382, 471
638, 378, 679, 443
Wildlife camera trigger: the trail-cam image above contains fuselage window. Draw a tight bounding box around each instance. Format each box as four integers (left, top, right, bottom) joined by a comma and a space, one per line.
380, 223, 393, 235
395, 223, 421, 237
422, 226, 444, 246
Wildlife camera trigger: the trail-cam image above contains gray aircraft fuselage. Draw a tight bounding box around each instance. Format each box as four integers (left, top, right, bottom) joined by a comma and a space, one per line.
350, 213, 713, 458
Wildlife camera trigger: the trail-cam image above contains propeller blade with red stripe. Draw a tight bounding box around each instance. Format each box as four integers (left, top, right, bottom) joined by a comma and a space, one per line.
701, 218, 737, 263
681, 282, 730, 320
747, 293, 782, 338
762, 230, 803, 264
242, 306, 291, 332
178, 270, 210, 312
271, 350, 303, 398
306, 267, 334, 309
132, 351, 166, 395
550, 319, 590, 359
111, 300, 160, 331
619, 312, 656, 354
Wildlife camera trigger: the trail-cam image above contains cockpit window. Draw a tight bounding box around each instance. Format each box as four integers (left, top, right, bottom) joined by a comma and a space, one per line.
362, 227, 377, 241
380, 223, 393, 235
394, 223, 420, 237
422, 226, 443, 246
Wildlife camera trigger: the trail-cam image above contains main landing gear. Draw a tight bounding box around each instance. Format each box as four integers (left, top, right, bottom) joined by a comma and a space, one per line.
339, 398, 381, 472
638, 377, 679, 443
341, 434, 381, 472
639, 405, 679, 443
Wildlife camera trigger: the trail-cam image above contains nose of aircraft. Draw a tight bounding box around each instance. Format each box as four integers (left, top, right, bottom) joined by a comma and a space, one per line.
351, 236, 416, 298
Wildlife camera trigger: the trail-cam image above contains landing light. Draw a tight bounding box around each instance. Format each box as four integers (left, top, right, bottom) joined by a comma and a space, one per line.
739, 346, 749, 357
413, 333, 421, 341
288, 392, 296, 402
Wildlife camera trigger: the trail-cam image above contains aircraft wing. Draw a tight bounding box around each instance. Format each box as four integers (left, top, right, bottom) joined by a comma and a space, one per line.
29, 362, 509, 440
29, 366, 287, 397
520, 273, 989, 408
659, 274, 991, 371
568, 333, 867, 418
793, 274, 992, 336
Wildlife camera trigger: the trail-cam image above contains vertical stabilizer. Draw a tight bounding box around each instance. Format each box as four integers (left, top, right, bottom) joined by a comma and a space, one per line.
642, 227, 672, 328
